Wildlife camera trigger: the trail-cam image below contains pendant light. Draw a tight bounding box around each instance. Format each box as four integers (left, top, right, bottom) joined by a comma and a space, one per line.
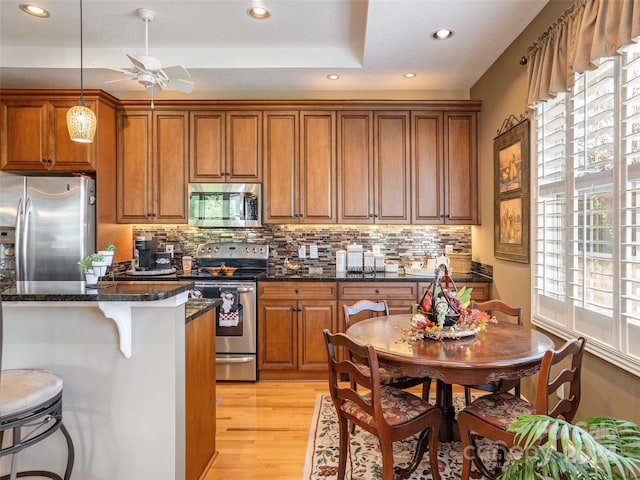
67, 0, 96, 143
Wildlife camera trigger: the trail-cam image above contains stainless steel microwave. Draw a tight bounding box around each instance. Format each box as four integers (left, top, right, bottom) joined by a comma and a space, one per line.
188, 183, 262, 228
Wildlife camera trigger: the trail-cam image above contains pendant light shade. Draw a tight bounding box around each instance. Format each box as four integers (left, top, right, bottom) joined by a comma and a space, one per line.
67, 0, 96, 143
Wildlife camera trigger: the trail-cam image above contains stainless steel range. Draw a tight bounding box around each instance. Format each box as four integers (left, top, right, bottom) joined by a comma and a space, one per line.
180, 242, 268, 381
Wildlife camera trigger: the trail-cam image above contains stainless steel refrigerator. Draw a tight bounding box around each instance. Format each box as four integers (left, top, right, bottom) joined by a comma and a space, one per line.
0, 173, 96, 281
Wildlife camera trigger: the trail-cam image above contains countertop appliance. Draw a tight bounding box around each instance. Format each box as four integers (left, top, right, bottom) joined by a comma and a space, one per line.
179, 242, 269, 381
0, 173, 96, 281
188, 183, 262, 228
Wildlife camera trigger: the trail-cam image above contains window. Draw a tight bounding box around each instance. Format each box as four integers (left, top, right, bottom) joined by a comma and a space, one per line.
533, 41, 640, 375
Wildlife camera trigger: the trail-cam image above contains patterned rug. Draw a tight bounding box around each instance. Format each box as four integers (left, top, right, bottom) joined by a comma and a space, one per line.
303, 393, 491, 480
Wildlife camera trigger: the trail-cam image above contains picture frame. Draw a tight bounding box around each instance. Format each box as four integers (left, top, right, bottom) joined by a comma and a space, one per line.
494, 116, 530, 263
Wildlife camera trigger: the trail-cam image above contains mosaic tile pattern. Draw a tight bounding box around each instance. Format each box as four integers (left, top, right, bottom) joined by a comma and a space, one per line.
129, 224, 484, 273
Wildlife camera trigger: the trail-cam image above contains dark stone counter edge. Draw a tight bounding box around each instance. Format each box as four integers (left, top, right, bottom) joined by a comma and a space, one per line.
0, 281, 195, 302
257, 271, 492, 283
185, 298, 220, 323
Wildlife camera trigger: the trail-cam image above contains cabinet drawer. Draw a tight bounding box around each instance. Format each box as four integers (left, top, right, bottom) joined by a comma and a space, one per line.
417, 281, 491, 302
258, 281, 336, 300
338, 282, 418, 300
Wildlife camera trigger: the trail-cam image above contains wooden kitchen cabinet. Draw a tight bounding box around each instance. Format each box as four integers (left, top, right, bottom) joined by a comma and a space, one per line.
411, 110, 479, 224
117, 109, 188, 223
258, 281, 337, 380
185, 308, 216, 480
337, 281, 418, 331
417, 280, 491, 303
263, 111, 336, 224
1, 93, 112, 172
337, 111, 410, 224
189, 110, 262, 182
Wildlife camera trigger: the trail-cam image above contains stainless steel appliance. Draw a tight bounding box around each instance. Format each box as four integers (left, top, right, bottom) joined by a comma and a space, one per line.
0, 173, 96, 281
134, 236, 157, 271
188, 183, 262, 228
180, 242, 268, 381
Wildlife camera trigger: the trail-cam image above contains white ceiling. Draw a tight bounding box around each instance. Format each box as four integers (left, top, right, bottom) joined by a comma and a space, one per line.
0, 0, 548, 100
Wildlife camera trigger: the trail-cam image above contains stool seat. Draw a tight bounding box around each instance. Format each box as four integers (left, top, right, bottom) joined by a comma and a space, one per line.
0, 369, 63, 418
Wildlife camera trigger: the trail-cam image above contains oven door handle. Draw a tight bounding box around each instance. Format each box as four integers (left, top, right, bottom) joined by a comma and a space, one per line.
216, 356, 254, 364
236, 287, 254, 293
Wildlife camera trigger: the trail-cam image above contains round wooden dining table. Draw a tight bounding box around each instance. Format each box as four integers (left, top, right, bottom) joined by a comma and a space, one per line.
346, 314, 555, 442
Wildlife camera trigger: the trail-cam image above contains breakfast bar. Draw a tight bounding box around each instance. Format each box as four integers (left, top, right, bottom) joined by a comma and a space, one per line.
0, 281, 214, 480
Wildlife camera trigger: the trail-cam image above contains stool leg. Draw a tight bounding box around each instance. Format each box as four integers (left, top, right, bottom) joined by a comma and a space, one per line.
60, 423, 75, 480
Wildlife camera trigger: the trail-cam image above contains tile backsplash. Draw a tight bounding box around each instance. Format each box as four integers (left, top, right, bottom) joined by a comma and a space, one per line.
130, 224, 477, 272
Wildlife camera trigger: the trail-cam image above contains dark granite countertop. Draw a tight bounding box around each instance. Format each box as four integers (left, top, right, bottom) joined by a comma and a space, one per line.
258, 269, 491, 283
185, 298, 220, 322
0, 280, 194, 302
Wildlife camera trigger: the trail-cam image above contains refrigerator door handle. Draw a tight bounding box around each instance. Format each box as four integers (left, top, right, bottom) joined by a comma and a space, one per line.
14, 197, 24, 282
19, 198, 31, 282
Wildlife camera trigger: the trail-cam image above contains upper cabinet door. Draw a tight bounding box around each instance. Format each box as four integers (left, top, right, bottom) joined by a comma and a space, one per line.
226, 111, 262, 181
263, 111, 299, 223
154, 111, 189, 223
374, 111, 410, 224
190, 110, 262, 182
299, 111, 336, 224
337, 111, 374, 224
117, 110, 153, 223
1, 97, 95, 172
189, 110, 226, 181
412, 112, 444, 223
444, 112, 478, 224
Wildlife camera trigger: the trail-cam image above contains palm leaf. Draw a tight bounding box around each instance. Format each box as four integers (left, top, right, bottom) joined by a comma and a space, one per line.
499, 415, 640, 480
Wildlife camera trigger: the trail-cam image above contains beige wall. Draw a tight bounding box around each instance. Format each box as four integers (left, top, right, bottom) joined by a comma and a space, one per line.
470, 0, 640, 423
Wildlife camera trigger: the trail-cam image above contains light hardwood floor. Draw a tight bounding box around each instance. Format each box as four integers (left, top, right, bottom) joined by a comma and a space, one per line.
202, 381, 467, 480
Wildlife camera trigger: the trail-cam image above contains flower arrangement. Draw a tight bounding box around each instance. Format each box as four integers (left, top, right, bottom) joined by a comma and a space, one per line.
406, 265, 496, 340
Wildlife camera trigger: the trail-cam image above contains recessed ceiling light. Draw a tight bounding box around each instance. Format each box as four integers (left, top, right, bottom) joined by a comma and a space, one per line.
431, 29, 454, 40
19, 3, 50, 17
326, 74, 340, 81
247, 6, 270, 19
404, 73, 417, 78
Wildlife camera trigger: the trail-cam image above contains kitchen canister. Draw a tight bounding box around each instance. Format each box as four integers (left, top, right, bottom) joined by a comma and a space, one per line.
336, 250, 346, 272
363, 251, 375, 272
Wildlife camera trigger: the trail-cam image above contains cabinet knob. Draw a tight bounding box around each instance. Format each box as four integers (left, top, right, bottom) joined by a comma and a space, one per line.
445, 214, 450, 219
369, 213, 374, 218
375, 289, 380, 294
295, 289, 299, 294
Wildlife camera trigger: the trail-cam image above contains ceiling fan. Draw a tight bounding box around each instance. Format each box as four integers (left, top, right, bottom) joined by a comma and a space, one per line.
104, 8, 195, 98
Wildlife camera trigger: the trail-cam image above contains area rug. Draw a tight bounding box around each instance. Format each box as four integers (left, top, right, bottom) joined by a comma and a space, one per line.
303, 393, 493, 480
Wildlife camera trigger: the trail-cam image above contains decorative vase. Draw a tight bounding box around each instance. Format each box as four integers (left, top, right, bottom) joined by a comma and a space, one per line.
99, 250, 114, 266
84, 270, 99, 285
91, 260, 108, 277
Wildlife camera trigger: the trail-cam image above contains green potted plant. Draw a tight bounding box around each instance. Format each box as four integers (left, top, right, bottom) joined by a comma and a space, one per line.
498, 414, 640, 479
98, 243, 117, 266
78, 254, 100, 284
89, 253, 107, 277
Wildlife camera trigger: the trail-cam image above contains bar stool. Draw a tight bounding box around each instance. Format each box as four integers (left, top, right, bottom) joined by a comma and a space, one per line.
0, 297, 75, 480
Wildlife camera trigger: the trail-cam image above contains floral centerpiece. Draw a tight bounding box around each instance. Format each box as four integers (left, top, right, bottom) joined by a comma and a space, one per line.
406, 265, 495, 340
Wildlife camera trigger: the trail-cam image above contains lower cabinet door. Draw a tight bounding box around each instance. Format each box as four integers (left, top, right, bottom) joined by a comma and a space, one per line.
298, 300, 336, 370
259, 300, 297, 370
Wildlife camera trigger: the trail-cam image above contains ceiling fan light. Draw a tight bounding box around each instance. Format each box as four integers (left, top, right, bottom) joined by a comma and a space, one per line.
67, 103, 97, 143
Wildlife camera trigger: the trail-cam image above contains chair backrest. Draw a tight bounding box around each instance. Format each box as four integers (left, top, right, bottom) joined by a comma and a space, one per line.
343, 300, 390, 329
470, 299, 523, 325
535, 336, 586, 422
323, 329, 383, 422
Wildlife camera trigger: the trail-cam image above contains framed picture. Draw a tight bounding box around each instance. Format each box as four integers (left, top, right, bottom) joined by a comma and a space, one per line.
494, 117, 530, 263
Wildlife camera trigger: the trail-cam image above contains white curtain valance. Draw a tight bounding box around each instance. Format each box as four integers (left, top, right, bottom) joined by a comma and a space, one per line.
527, 0, 640, 106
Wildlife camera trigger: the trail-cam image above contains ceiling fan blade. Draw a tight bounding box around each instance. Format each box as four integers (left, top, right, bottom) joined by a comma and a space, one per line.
160, 65, 190, 79
127, 54, 151, 73
165, 78, 195, 94
104, 77, 138, 84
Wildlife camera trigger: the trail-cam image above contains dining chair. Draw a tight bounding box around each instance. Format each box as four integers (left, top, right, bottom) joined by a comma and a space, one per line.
464, 299, 523, 405
458, 336, 586, 480
343, 300, 432, 399
0, 295, 75, 480
323, 329, 441, 480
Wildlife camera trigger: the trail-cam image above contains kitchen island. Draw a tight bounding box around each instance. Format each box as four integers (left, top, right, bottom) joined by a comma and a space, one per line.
0, 281, 216, 480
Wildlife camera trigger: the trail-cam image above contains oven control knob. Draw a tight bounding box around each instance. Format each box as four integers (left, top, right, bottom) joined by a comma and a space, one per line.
211, 247, 218, 253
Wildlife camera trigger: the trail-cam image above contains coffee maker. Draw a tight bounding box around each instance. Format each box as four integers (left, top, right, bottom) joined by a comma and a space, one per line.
134, 236, 157, 271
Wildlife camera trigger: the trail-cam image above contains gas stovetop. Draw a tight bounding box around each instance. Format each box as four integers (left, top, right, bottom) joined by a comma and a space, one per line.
178, 242, 268, 281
